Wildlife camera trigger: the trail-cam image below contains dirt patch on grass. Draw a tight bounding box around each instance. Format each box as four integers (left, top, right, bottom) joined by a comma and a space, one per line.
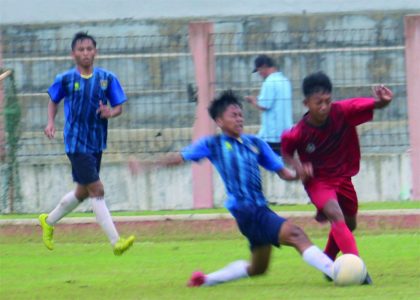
1, 213, 418, 243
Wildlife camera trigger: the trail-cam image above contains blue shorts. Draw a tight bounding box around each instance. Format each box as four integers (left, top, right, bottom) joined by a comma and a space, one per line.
66, 153, 102, 185
229, 203, 286, 250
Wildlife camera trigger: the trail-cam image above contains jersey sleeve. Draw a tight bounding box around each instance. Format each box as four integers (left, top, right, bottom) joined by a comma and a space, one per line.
181, 136, 212, 162
257, 138, 284, 172
106, 73, 127, 107
280, 127, 298, 157
47, 74, 66, 103
338, 98, 375, 126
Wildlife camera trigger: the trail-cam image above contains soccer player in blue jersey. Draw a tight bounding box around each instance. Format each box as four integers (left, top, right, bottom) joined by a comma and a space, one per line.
132, 90, 334, 286
38, 32, 134, 256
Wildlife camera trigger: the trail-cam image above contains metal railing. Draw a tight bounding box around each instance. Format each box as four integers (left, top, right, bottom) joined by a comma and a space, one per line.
0, 27, 409, 160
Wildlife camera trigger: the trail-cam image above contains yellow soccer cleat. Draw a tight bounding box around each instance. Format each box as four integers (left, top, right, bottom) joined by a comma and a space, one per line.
113, 235, 135, 256
38, 214, 54, 250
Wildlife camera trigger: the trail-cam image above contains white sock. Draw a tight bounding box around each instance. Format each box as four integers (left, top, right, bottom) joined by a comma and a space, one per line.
302, 245, 334, 278
47, 191, 80, 225
91, 197, 120, 245
204, 260, 249, 286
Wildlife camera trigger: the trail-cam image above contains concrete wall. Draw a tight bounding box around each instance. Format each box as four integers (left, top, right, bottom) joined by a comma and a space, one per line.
13, 152, 411, 213
1, 7, 418, 212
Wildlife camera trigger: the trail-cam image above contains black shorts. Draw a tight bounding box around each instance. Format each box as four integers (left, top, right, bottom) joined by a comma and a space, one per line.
66, 153, 102, 185
229, 204, 286, 250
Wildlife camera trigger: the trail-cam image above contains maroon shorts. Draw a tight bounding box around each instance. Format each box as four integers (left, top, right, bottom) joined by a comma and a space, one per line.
304, 177, 358, 219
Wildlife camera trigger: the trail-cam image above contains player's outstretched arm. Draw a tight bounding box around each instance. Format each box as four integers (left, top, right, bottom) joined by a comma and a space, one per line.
127, 153, 184, 176
276, 167, 299, 181
281, 152, 313, 182
372, 85, 393, 109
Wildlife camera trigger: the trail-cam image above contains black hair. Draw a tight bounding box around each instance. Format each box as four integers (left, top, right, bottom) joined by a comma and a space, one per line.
252, 54, 276, 73
208, 90, 242, 120
71, 31, 97, 50
302, 71, 333, 97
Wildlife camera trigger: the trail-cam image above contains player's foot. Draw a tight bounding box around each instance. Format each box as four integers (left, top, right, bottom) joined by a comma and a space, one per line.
113, 235, 135, 256
38, 214, 54, 250
362, 272, 373, 285
187, 271, 206, 287
324, 274, 333, 282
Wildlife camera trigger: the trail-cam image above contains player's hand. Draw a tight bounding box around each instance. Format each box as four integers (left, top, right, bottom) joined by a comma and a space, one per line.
128, 156, 144, 176
297, 162, 313, 182
372, 85, 393, 108
97, 100, 113, 119
44, 123, 56, 139
127, 156, 158, 176
128, 153, 184, 176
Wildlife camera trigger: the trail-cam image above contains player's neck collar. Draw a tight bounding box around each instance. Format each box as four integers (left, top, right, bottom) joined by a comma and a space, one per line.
77, 67, 94, 79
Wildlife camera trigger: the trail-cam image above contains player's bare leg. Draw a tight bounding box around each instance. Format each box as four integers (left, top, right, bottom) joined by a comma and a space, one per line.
248, 245, 272, 276
279, 221, 334, 278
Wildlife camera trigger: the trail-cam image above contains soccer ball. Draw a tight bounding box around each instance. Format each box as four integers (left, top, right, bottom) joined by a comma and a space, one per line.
333, 254, 367, 286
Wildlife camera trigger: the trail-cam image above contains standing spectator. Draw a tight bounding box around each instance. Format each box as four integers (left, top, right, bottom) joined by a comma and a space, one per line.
245, 54, 293, 155
39, 32, 135, 256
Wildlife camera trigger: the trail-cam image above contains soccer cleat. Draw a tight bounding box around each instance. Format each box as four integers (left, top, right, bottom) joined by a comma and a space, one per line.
38, 214, 54, 250
187, 271, 206, 287
113, 235, 135, 256
362, 272, 373, 285
324, 274, 333, 282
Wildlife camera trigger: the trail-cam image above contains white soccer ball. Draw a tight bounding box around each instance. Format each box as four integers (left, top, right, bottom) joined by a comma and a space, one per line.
333, 254, 367, 286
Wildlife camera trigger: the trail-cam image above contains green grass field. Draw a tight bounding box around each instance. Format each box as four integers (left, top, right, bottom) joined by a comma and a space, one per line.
1, 226, 419, 299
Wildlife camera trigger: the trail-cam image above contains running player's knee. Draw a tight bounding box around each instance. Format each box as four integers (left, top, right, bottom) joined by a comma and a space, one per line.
279, 221, 312, 253
345, 216, 357, 231
347, 221, 357, 231
289, 225, 307, 242
283, 224, 310, 251
87, 182, 105, 198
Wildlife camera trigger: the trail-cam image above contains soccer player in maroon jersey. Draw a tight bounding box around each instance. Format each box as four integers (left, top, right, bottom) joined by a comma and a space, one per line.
281, 71, 393, 284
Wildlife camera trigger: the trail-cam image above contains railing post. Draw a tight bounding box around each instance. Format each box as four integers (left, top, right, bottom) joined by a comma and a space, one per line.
404, 14, 420, 200
188, 22, 216, 208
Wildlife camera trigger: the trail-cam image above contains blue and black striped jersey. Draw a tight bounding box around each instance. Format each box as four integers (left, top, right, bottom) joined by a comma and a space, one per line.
181, 134, 285, 208
48, 67, 126, 153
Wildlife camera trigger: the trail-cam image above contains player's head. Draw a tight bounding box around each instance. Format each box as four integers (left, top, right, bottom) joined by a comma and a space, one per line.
302, 71, 332, 97
208, 90, 244, 138
252, 54, 276, 79
71, 32, 97, 50
302, 71, 333, 125
71, 32, 97, 69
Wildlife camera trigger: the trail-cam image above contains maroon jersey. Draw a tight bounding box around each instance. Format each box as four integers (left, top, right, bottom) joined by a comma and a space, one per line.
281, 98, 375, 178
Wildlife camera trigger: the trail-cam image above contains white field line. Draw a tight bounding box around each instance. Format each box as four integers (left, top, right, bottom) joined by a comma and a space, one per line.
1, 209, 419, 225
